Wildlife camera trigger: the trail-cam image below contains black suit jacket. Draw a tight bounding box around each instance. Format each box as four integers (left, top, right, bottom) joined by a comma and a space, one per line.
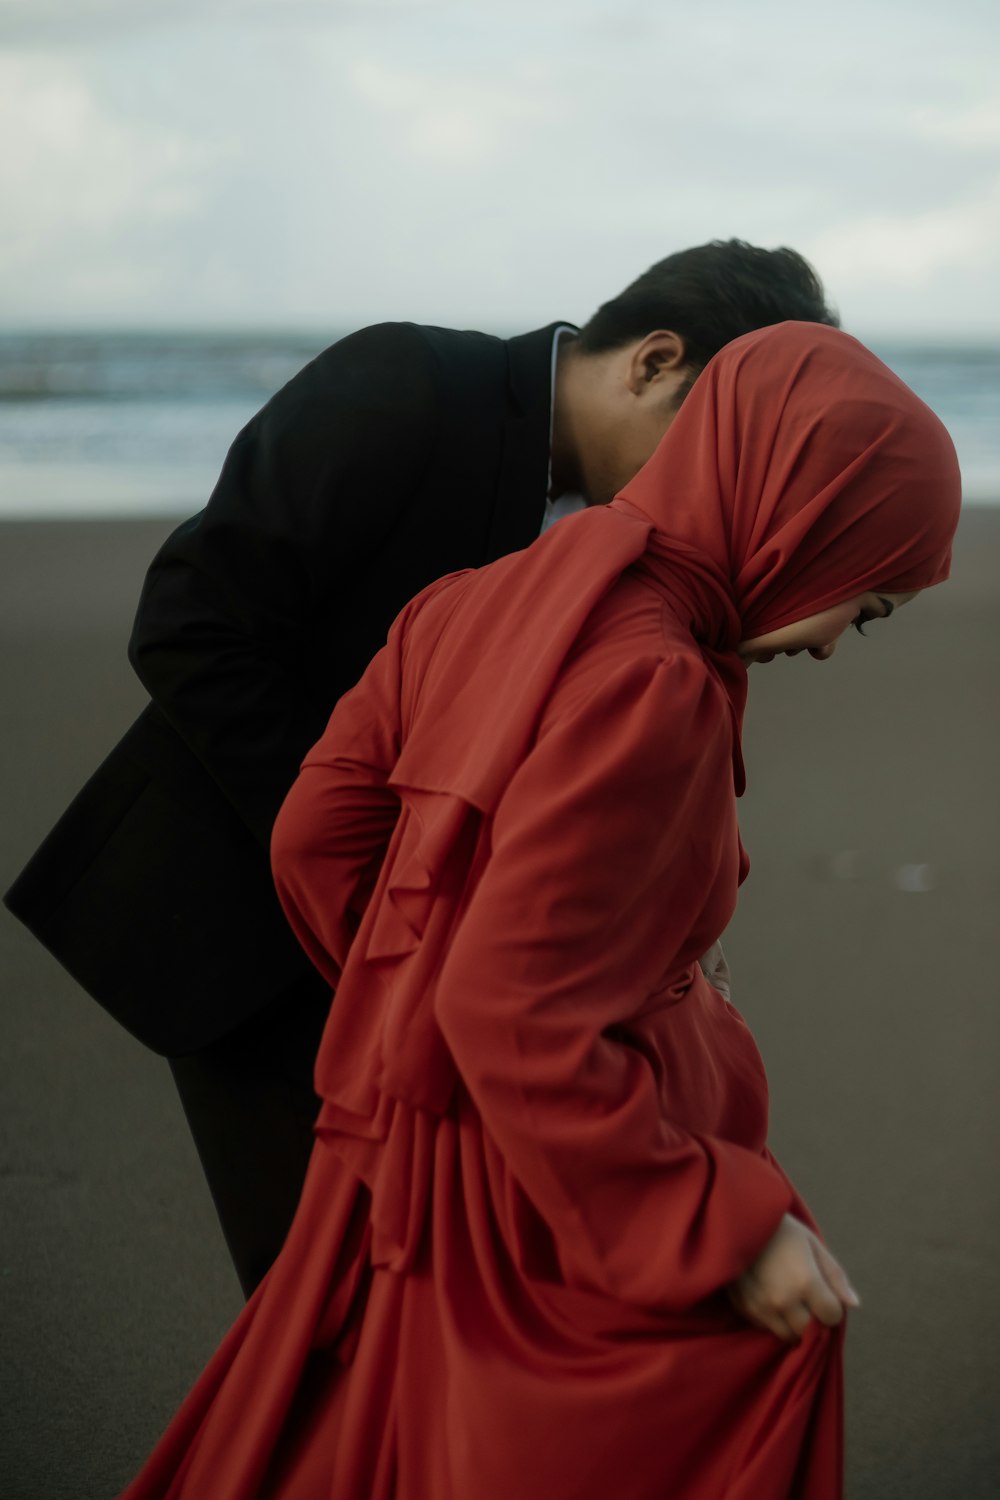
5, 321, 567, 1056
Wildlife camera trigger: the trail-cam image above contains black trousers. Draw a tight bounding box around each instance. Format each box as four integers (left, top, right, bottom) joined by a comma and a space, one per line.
168, 972, 333, 1298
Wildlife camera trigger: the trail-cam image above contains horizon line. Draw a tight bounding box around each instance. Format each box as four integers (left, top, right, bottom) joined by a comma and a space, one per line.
2, 321, 1000, 347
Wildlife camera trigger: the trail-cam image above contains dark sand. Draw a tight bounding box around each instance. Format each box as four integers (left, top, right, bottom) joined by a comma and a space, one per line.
2, 512, 998, 1498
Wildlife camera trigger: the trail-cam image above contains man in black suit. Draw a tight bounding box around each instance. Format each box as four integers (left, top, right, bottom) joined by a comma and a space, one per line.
5, 240, 838, 1297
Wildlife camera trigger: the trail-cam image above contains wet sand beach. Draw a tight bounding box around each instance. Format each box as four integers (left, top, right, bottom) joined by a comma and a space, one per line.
1, 511, 998, 1498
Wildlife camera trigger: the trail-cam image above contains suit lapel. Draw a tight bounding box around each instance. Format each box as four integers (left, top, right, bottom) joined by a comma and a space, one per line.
485, 322, 577, 563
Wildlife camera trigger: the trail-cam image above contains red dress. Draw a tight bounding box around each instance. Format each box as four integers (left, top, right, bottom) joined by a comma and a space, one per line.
121, 537, 842, 1500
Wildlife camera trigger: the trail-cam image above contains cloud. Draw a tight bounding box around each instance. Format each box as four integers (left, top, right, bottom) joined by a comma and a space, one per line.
806, 183, 1000, 288
350, 57, 562, 165
0, 0, 415, 46
0, 52, 222, 297
1, 0, 999, 333
911, 101, 1000, 148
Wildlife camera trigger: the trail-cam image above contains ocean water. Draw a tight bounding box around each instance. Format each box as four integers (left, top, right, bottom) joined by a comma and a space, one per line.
0, 330, 997, 518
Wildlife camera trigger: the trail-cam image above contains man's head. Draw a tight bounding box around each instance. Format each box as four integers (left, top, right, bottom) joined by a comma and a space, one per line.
552, 238, 839, 504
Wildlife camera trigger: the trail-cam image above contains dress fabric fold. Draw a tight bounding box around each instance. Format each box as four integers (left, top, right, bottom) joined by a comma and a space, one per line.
119, 516, 840, 1500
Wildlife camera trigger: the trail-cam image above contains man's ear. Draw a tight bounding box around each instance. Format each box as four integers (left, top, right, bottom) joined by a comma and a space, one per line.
626, 330, 688, 393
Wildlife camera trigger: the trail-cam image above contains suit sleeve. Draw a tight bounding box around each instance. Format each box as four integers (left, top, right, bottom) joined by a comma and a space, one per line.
128, 322, 440, 847
434, 652, 793, 1311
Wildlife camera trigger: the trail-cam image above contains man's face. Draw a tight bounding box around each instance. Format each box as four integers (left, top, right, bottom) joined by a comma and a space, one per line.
583, 369, 692, 504
563, 330, 696, 505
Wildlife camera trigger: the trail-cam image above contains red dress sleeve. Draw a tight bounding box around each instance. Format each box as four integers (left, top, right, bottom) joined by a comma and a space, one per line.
270, 639, 403, 991
434, 648, 794, 1311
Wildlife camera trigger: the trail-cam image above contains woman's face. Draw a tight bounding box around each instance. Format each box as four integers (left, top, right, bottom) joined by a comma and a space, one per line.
738, 590, 922, 664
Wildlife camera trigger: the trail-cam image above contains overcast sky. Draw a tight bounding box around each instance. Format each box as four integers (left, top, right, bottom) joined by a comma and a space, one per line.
1, 0, 997, 338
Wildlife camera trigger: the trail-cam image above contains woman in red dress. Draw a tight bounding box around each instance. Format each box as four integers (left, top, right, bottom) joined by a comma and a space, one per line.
120, 322, 961, 1500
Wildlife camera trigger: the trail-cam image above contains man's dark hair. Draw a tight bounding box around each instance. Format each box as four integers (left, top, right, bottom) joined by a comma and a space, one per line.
577, 239, 839, 372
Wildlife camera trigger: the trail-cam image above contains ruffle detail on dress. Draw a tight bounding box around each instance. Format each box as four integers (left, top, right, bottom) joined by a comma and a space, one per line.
359, 786, 484, 1117
629, 964, 698, 1018
316, 1094, 439, 1275
310, 786, 488, 1272
363, 789, 472, 964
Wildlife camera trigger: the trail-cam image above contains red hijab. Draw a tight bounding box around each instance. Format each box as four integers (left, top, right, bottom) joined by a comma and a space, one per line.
386, 320, 961, 827
617, 318, 961, 645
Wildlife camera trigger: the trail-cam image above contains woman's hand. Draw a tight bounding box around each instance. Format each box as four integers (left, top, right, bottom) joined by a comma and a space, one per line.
727, 1213, 860, 1343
